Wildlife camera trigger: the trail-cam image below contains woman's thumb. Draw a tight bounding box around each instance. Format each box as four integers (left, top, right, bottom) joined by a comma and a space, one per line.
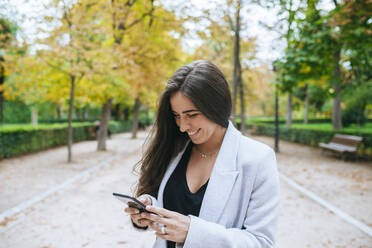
138, 195, 152, 205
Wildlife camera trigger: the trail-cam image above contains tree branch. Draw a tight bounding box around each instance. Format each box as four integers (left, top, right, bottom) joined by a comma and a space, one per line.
44, 60, 69, 75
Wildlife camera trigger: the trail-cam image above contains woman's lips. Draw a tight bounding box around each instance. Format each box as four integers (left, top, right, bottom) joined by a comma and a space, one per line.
187, 128, 200, 138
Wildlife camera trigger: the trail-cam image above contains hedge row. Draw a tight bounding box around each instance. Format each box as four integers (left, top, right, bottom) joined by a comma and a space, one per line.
246, 123, 372, 159
0, 121, 133, 160
39, 119, 98, 124
247, 118, 372, 125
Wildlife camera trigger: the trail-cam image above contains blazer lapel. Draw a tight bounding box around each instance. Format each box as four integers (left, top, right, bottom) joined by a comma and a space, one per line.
199, 121, 241, 223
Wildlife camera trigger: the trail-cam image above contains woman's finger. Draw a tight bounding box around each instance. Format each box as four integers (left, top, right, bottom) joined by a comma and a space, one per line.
138, 218, 151, 226
138, 195, 152, 206
131, 215, 150, 227
150, 222, 172, 239
154, 232, 170, 240
145, 205, 175, 218
140, 213, 175, 228
124, 207, 140, 214
149, 222, 167, 233
130, 213, 141, 222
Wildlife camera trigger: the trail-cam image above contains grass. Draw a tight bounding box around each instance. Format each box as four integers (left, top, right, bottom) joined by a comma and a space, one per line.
0, 122, 93, 132
0, 120, 129, 132
287, 123, 372, 133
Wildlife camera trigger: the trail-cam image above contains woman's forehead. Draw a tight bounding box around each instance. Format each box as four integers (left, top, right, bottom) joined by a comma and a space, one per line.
170, 92, 198, 113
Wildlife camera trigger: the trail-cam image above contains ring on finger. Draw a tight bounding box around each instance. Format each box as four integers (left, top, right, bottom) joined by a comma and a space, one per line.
161, 226, 166, 235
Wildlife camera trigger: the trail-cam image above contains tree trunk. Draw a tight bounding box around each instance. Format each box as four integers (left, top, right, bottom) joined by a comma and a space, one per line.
114, 103, 121, 121
304, 83, 309, 124
239, 78, 246, 134
67, 75, 75, 163
31, 107, 38, 126
123, 107, 129, 121
76, 108, 80, 121
332, 49, 342, 130
0, 62, 4, 124
332, 84, 342, 130
286, 93, 292, 127
261, 103, 266, 117
274, 84, 280, 152
57, 104, 62, 120
84, 107, 89, 120
131, 97, 141, 139
97, 98, 113, 151
82, 106, 86, 121
231, 0, 241, 126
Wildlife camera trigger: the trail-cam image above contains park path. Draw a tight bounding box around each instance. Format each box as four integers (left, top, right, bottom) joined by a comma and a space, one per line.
0, 131, 371, 247
253, 135, 372, 229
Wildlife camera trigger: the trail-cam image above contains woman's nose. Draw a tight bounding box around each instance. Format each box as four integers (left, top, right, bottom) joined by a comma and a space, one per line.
179, 117, 190, 133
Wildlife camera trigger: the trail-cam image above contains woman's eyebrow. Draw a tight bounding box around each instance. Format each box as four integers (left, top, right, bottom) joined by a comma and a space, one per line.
182, 109, 199, 114
171, 109, 199, 114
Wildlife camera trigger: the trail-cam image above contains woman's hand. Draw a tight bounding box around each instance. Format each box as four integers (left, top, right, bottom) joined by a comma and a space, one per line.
124, 195, 152, 228
141, 205, 191, 243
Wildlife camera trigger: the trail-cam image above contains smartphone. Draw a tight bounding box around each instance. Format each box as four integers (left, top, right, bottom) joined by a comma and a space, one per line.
112, 193, 157, 215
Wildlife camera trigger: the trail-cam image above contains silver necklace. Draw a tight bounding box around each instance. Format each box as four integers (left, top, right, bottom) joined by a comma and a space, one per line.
194, 146, 218, 158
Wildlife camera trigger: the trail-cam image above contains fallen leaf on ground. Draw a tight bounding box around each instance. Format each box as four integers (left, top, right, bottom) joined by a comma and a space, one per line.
0, 216, 16, 226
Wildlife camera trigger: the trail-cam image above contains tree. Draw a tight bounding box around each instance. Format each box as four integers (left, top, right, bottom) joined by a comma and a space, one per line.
342, 81, 372, 127
230, 0, 243, 130
105, 0, 184, 139
274, 0, 325, 124
38, 0, 102, 161
285, 0, 372, 129
330, 0, 372, 128
3, 53, 69, 126
262, 0, 304, 127
0, 17, 18, 123
191, 0, 259, 131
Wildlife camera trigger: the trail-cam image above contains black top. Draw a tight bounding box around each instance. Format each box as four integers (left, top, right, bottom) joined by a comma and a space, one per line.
163, 142, 209, 248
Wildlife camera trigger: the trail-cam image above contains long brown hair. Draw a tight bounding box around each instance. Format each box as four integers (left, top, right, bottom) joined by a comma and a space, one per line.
134, 60, 232, 197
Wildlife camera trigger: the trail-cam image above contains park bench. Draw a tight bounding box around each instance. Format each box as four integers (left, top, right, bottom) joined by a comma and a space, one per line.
319, 134, 363, 160
87, 127, 96, 138
248, 125, 259, 135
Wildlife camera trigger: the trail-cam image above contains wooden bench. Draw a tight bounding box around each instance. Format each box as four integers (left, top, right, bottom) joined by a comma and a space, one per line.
319, 134, 363, 160
87, 127, 96, 138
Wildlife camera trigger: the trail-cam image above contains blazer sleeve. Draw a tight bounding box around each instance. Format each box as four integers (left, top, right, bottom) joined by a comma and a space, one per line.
183, 148, 280, 248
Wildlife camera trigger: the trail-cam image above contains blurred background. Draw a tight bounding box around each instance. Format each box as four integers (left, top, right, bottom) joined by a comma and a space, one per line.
0, 0, 371, 247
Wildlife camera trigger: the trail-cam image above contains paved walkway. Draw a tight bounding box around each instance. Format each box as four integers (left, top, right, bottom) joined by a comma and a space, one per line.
0, 132, 371, 247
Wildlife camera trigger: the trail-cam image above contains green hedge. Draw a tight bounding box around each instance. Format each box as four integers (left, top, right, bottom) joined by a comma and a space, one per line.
109, 121, 133, 134
39, 119, 98, 124
246, 123, 372, 159
245, 118, 372, 125
0, 121, 132, 160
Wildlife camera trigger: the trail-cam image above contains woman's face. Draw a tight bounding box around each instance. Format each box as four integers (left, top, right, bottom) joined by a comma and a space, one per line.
170, 91, 219, 145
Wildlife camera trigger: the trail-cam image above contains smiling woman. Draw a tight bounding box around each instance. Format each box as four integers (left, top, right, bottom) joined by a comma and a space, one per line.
170, 91, 226, 149
124, 60, 280, 248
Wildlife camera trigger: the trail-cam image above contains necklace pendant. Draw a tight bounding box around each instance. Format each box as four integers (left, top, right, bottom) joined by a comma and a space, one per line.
201, 154, 207, 158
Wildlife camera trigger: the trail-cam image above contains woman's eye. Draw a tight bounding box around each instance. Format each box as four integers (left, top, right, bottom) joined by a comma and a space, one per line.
188, 114, 198, 118
173, 115, 180, 119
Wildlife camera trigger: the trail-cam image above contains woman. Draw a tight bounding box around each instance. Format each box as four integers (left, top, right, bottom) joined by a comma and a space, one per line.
124, 60, 280, 248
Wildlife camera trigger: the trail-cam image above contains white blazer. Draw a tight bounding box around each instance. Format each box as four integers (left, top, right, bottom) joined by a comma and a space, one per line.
148, 121, 280, 248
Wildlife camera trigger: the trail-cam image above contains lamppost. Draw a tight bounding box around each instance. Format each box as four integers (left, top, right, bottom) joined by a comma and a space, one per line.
273, 63, 279, 153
